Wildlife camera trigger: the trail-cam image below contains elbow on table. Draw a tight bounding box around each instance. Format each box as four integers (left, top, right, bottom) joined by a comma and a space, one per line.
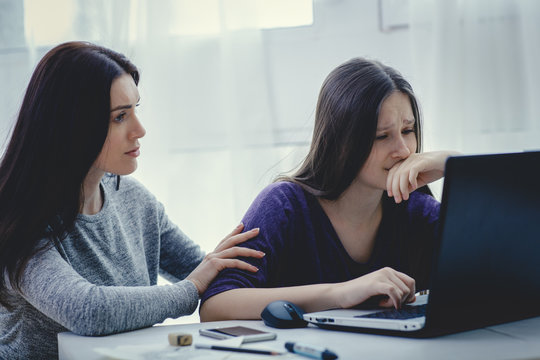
200, 291, 249, 322
65, 308, 125, 336
199, 297, 227, 322
66, 319, 112, 337
200, 290, 263, 322
61, 298, 133, 336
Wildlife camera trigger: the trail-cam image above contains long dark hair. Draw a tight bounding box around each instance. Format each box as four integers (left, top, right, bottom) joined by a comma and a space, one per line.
282, 57, 423, 200
0, 42, 139, 307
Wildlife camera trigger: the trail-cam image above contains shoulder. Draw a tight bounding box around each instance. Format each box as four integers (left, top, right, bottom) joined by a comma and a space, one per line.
243, 181, 309, 224
101, 175, 162, 216
259, 181, 305, 200
102, 175, 156, 202
251, 181, 308, 211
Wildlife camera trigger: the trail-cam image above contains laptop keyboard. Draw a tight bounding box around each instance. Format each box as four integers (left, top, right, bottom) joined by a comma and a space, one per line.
355, 304, 427, 320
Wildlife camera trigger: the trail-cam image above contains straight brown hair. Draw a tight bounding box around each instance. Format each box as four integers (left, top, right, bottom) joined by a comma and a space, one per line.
0, 42, 139, 308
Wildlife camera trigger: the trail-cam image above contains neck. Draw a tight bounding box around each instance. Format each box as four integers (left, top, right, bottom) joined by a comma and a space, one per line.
81, 167, 105, 215
319, 182, 383, 227
318, 182, 384, 263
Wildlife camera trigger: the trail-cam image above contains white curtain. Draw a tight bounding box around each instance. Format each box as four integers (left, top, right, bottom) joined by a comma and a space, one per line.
126, 1, 279, 254
410, 0, 540, 155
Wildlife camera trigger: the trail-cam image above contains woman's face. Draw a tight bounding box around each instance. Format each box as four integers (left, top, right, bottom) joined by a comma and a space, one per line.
356, 91, 417, 191
93, 73, 146, 176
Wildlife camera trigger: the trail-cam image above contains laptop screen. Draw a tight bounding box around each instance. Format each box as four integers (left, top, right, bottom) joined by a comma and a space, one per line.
426, 151, 540, 331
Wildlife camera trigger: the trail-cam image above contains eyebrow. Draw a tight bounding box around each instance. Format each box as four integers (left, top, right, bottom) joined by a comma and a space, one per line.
377, 118, 416, 132
110, 98, 141, 112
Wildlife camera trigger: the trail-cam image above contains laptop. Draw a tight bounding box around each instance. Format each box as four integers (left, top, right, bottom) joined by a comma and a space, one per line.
303, 151, 540, 336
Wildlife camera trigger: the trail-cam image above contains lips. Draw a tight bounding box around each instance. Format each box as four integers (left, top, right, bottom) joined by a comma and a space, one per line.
125, 147, 140, 157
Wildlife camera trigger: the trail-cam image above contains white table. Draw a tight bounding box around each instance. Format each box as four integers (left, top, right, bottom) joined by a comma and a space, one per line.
58, 317, 540, 360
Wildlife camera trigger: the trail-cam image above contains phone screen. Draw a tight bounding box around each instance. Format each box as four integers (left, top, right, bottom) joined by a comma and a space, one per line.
200, 326, 276, 343
211, 326, 267, 336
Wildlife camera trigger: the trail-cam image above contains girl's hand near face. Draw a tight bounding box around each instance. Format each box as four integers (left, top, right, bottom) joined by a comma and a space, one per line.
386, 151, 460, 203
333, 267, 416, 309
186, 224, 264, 295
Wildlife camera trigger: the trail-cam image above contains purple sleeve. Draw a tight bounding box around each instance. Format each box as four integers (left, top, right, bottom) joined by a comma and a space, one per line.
407, 191, 440, 232
201, 182, 301, 303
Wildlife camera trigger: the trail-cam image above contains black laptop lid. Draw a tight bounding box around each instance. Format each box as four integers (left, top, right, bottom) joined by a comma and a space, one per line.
426, 151, 540, 332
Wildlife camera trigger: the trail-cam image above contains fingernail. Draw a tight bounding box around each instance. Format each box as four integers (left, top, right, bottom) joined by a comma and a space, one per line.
236, 222, 243, 228
252, 266, 259, 272
251, 228, 259, 232
258, 251, 266, 256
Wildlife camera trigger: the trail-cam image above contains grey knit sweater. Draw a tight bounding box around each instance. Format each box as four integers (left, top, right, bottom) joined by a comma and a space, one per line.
0, 176, 205, 359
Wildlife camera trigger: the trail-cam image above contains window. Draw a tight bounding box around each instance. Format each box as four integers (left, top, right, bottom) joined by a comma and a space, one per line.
169, 0, 313, 36
24, 0, 76, 46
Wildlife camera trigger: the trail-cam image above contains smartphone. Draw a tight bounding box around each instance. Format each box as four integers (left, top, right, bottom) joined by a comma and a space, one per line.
199, 326, 277, 343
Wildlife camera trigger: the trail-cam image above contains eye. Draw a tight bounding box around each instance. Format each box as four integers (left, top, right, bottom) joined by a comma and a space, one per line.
402, 129, 415, 135
375, 134, 388, 140
113, 112, 126, 123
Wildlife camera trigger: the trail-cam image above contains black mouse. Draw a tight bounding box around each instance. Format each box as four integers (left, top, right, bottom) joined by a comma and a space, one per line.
261, 300, 308, 329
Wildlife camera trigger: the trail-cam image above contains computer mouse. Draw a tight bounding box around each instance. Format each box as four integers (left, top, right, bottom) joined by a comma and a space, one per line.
261, 300, 308, 329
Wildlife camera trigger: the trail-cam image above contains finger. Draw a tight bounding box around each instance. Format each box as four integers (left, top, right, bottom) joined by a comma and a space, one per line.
408, 169, 419, 193
388, 273, 414, 304
391, 168, 403, 203
386, 162, 402, 198
372, 275, 403, 310
217, 223, 245, 246
216, 258, 259, 273
377, 269, 410, 308
393, 272, 416, 302
383, 284, 403, 309
215, 228, 259, 252
386, 167, 395, 197
208, 246, 265, 260
378, 296, 394, 308
399, 170, 411, 201
399, 161, 421, 201
394, 271, 416, 293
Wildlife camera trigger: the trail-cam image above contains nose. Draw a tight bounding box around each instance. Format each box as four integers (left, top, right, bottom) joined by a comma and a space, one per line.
129, 114, 146, 140
391, 136, 411, 159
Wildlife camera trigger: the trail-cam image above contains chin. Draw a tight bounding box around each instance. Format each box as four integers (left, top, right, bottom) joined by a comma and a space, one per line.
116, 164, 138, 176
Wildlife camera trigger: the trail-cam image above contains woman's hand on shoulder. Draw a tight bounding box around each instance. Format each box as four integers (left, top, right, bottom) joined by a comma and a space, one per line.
334, 267, 416, 309
386, 150, 460, 203
186, 223, 264, 295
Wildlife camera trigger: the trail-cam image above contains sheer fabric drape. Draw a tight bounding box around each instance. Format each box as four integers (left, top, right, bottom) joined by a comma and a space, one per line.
410, 0, 540, 154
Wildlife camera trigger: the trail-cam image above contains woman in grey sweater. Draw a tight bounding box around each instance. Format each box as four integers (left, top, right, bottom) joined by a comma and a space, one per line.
0, 41, 263, 359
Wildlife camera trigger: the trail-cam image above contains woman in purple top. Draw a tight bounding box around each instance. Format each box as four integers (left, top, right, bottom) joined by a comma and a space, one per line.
200, 57, 458, 321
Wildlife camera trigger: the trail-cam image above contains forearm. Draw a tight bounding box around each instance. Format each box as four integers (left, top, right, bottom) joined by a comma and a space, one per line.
64, 281, 199, 335
201, 267, 419, 321
25, 278, 199, 336
432, 150, 461, 171
200, 284, 339, 322
21, 248, 200, 336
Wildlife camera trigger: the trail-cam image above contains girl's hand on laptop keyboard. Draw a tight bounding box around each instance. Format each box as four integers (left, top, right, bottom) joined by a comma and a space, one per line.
335, 267, 416, 310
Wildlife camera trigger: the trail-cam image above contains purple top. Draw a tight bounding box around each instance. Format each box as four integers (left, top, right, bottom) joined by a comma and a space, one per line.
201, 181, 440, 304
